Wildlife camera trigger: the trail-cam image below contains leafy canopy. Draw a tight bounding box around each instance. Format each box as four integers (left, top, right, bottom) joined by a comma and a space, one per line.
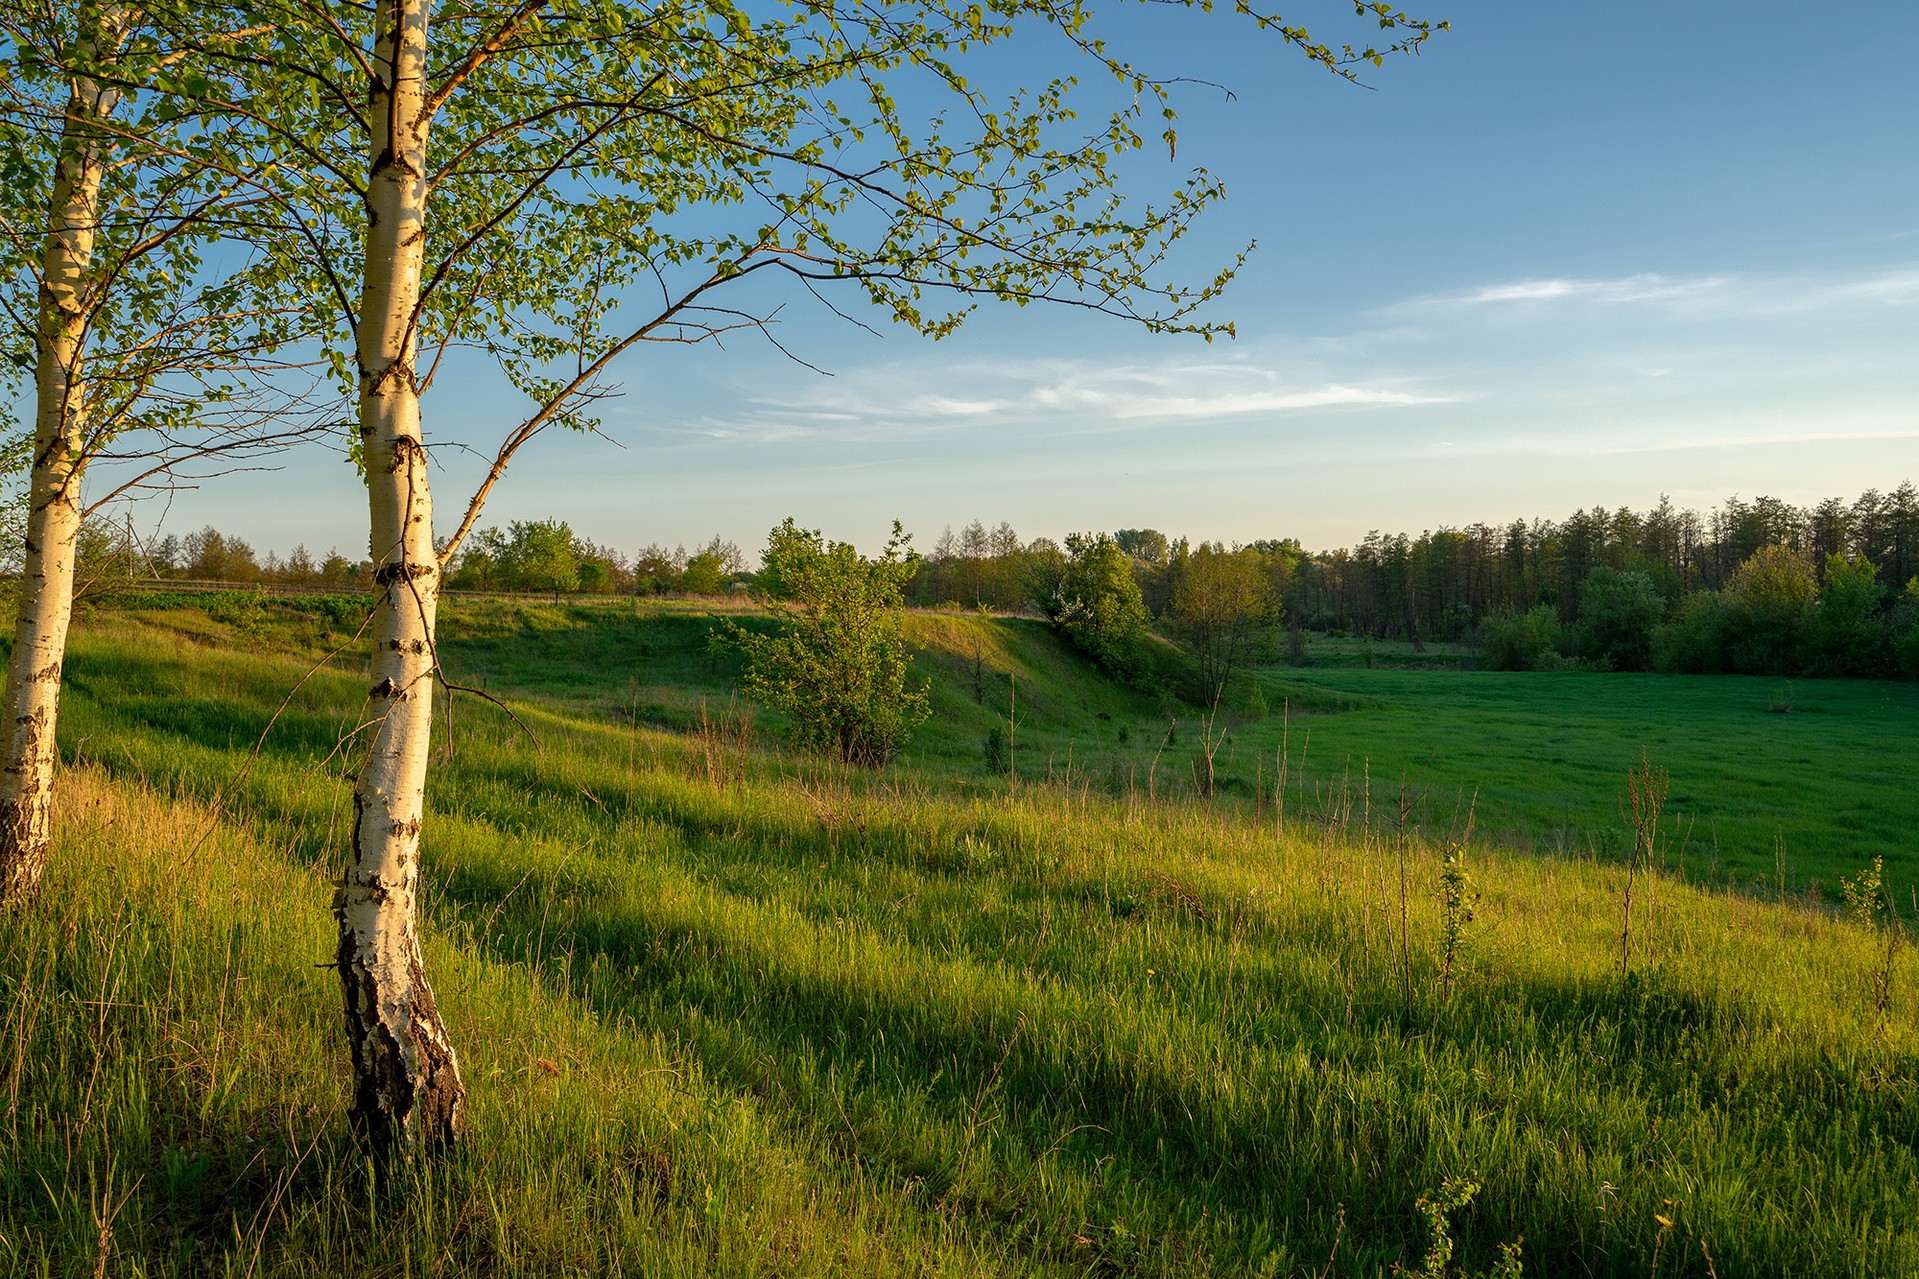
0, 2, 325, 483
1044, 531, 1151, 677
725, 518, 929, 766
182, 0, 1440, 549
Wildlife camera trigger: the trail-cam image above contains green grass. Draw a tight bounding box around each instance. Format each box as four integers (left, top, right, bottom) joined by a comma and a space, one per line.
6, 599, 1919, 1275
1237, 666, 1919, 896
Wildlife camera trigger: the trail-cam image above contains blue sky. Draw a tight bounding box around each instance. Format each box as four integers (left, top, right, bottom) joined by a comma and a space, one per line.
142, 1, 1919, 560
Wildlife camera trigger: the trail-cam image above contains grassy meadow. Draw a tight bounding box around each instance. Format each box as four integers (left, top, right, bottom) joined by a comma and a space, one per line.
435, 596, 1918, 896
1250, 663, 1918, 892
5, 594, 1919, 1275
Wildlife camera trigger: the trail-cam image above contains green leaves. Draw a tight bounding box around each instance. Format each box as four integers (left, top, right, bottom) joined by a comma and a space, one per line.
0, 0, 329, 477
3, 0, 1443, 504
724, 517, 929, 767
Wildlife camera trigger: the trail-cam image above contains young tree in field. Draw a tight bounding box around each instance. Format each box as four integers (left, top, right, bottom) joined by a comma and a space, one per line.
500, 518, 581, 600
445, 526, 507, 591
1046, 532, 1152, 677
0, 3, 322, 905
1168, 541, 1281, 704
681, 536, 745, 596
211, 0, 1441, 1150
725, 518, 928, 766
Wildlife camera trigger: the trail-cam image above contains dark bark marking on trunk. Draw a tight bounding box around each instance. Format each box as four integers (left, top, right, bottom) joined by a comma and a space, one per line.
0, 797, 47, 905
373, 561, 434, 585
334, 788, 466, 1158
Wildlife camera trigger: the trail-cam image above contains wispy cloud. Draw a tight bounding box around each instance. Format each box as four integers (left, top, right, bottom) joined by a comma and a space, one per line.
687, 355, 1456, 443
1407, 263, 1919, 319
1455, 274, 1727, 307
655, 257, 1917, 505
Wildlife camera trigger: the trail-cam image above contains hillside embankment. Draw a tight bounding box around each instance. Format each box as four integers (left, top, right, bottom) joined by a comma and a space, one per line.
4, 599, 1916, 1275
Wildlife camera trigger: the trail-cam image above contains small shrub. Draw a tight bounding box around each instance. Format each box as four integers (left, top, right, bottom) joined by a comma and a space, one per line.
1619, 752, 1669, 977
1395, 1177, 1523, 1278
983, 723, 1010, 774
208, 590, 270, 638
1840, 855, 1899, 1017
1437, 843, 1476, 1006
1245, 682, 1270, 719
1841, 855, 1884, 930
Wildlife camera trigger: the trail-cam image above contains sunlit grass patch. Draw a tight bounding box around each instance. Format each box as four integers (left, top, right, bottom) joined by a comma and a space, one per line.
8, 603, 1919, 1275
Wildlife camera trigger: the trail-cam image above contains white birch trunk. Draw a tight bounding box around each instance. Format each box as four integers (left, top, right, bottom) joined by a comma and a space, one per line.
0, 11, 123, 905
332, 0, 465, 1149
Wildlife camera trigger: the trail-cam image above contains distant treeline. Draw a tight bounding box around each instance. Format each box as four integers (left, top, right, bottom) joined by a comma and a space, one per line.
63, 482, 1919, 680
910, 486, 1919, 628
440, 524, 746, 598
58, 520, 748, 600
907, 485, 1919, 679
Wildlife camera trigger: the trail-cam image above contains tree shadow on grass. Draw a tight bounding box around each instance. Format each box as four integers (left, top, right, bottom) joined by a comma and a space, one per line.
450, 858, 1919, 1279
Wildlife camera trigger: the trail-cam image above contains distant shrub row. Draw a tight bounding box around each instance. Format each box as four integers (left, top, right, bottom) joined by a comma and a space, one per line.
1478, 550, 1919, 677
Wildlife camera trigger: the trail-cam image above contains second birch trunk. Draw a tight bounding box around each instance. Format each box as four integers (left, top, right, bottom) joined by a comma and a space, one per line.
0, 12, 123, 905
332, 0, 465, 1151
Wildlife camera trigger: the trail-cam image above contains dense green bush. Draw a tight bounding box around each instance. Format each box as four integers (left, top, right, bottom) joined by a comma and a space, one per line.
1894, 578, 1919, 678
722, 519, 928, 766
1576, 567, 1664, 671
1655, 592, 1733, 673
1478, 604, 1567, 671
1042, 533, 1153, 680
1720, 544, 1818, 673
1653, 550, 1919, 678
1810, 553, 1889, 676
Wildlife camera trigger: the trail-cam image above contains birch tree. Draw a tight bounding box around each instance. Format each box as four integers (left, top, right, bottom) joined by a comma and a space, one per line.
0, 2, 321, 905
205, 0, 1441, 1153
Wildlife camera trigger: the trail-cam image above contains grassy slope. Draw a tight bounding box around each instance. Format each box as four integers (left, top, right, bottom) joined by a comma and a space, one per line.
431, 598, 1919, 900
1245, 666, 1919, 891
5, 598, 1918, 1275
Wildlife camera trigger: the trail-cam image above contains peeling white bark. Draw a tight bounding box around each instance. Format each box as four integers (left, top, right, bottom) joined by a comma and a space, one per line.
0, 9, 124, 906
332, 0, 465, 1150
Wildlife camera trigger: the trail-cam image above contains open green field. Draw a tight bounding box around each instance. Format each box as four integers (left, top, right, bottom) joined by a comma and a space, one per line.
1245, 666, 1918, 892
427, 596, 1919, 896
6, 596, 1919, 1275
